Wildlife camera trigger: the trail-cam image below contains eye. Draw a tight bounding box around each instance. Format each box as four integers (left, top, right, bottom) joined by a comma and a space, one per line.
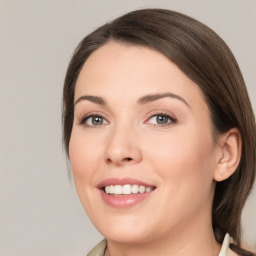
79, 114, 108, 127
146, 113, 177, 126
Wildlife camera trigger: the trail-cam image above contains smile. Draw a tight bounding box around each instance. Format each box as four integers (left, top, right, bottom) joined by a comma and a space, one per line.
98, 177, 156, 208
104, 184, 155, 195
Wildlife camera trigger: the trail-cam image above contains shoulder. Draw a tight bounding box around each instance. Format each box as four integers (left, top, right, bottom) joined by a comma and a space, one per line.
87, 239, 107, 256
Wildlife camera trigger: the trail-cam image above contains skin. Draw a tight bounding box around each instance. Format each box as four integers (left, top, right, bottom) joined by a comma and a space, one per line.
69, 42, 241, 256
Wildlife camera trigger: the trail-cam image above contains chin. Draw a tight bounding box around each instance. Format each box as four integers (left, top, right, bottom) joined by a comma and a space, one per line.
103, 228, 152, 244
93, 215, 154, 244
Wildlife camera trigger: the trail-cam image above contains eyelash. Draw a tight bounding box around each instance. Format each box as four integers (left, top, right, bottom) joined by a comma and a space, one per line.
145, 111, 177, 127
78, 111, 177, 128
78, 112, 109, 128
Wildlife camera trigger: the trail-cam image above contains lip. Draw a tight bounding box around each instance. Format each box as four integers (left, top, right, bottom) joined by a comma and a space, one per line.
97, 177, 156, 208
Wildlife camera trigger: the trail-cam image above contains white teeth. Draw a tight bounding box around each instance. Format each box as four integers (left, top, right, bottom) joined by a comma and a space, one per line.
109, 185, 114, 194
131, 184, 139, 193
105, 186, 110, 194
123, 184, 132, 195
139, 186, 146, 193
146, 187, 154, 192
114, 185, 122, 195
104, 184, 154, 195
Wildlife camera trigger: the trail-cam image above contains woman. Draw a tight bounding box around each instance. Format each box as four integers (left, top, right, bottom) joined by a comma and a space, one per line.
62, 9, 256, 256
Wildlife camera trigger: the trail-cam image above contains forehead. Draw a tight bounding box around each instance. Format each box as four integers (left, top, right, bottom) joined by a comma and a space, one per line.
75, 42, 206, 109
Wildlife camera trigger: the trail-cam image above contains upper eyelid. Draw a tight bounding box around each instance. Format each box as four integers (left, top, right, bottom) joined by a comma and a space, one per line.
145, 110, 177, 120
77, 111, 109, 121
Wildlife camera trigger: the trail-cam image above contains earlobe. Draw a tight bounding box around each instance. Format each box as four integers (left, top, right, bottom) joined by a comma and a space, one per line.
214, 128, 242, 182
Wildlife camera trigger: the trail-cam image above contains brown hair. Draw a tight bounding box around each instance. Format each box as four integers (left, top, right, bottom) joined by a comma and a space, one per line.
62, 8, 256, 254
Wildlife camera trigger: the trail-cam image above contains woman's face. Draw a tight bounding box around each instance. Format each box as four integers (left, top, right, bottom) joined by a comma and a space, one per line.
69, 42, 221, 244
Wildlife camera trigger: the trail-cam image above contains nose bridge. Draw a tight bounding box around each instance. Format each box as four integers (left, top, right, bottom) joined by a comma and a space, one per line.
105, 119, 142, 166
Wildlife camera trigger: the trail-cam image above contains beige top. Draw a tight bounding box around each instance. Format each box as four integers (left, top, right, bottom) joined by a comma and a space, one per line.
87, 233, 238, 256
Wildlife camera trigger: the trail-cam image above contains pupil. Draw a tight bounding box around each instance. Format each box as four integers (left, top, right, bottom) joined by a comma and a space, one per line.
157, 115, 168, 124
92, 116, 103, 125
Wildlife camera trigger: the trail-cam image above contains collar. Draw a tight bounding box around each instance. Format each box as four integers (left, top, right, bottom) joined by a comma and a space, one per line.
219, 233, 230, 256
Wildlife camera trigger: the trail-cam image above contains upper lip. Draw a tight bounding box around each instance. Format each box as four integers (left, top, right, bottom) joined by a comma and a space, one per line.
97, 177, 156, 189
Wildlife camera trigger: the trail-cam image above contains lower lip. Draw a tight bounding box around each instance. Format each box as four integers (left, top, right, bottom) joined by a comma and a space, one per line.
99, 189, 154, 208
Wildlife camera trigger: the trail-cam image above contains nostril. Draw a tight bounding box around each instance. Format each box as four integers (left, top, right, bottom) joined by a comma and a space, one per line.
106, 158, 112, 164
106, 157, 133, 165
124, 157, 133, 161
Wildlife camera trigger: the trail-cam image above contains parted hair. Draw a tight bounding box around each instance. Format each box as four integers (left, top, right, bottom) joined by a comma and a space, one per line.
62, 8, 256, 255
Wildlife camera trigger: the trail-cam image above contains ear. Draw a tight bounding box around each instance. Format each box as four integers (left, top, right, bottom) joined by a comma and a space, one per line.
214, 128, 242, 182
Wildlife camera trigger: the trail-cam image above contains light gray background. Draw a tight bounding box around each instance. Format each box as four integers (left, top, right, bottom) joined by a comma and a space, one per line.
0, 0, 255, 255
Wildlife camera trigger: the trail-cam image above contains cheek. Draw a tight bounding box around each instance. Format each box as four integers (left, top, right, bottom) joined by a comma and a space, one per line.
68, 130, 106, 218
146, 126, 215, 200
69, 130, 102, 184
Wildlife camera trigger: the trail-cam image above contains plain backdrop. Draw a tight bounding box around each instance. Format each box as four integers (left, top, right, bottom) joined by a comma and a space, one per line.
0, 0, 255, 255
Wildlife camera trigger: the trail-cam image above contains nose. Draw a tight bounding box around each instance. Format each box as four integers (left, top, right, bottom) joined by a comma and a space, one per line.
105, 124, 142, 167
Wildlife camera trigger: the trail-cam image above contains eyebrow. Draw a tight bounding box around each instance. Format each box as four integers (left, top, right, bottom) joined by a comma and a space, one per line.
74, 92, 189, 107
74, 95, 106, 106
137, 93, 189, 107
